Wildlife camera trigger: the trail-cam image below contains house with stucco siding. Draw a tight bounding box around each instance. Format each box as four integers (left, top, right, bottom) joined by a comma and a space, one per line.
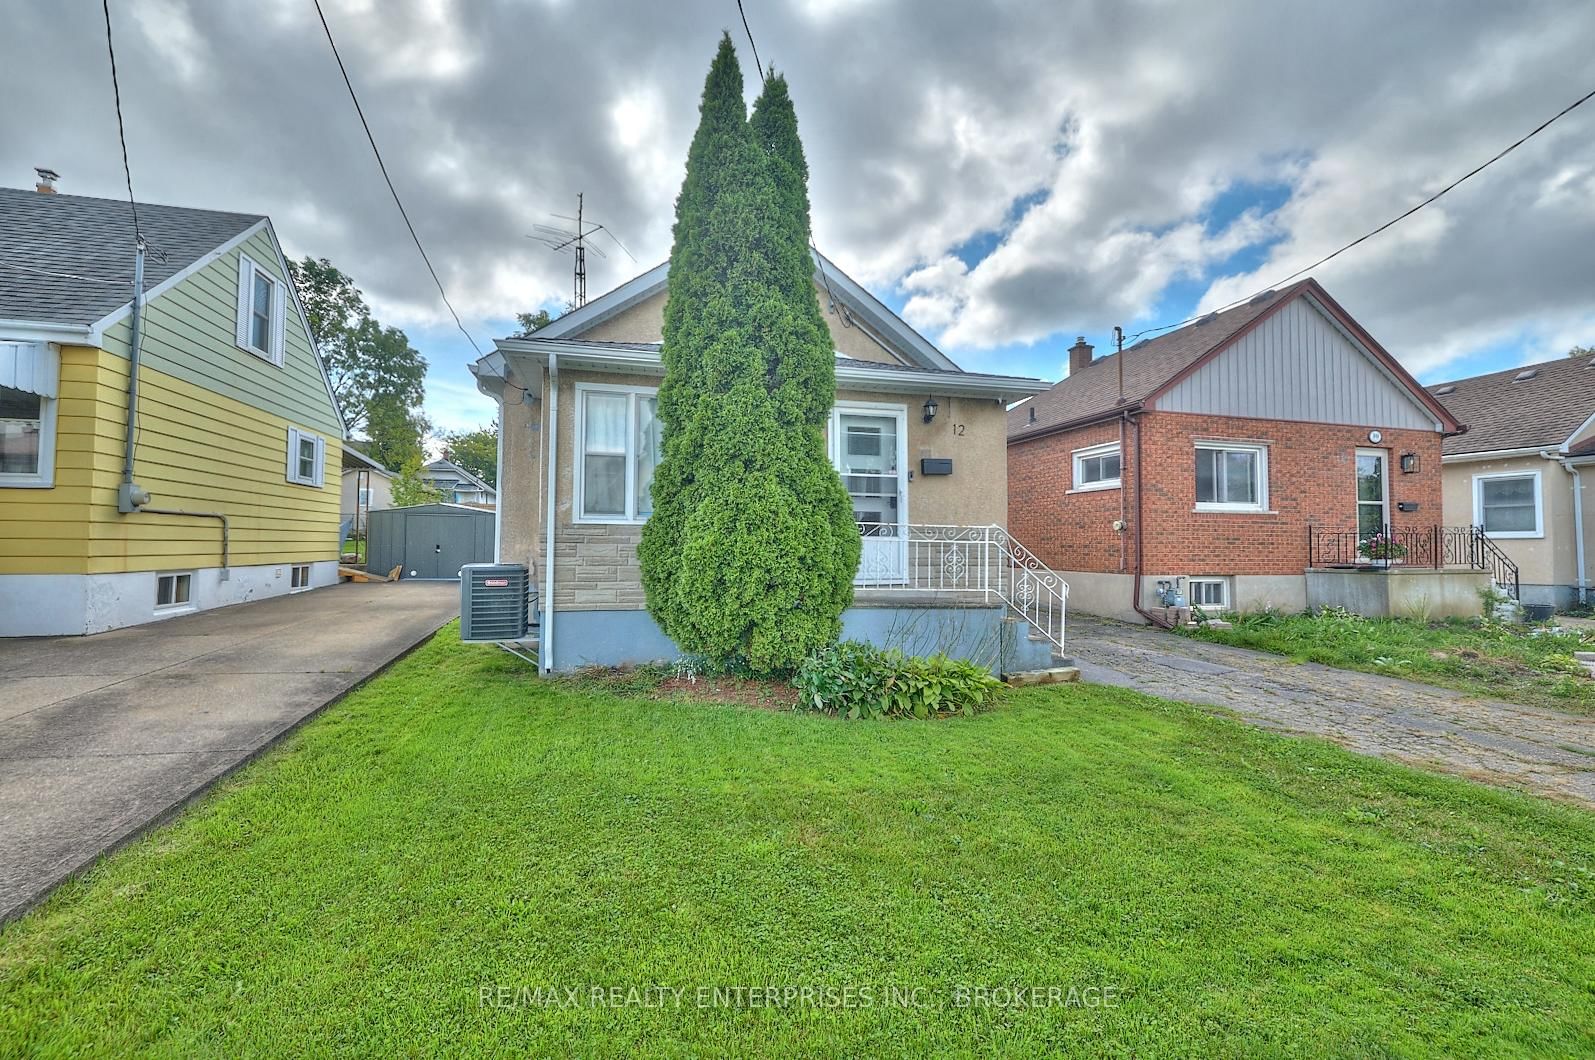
470, 252, 1059, 672
1427, 354, 1595, 610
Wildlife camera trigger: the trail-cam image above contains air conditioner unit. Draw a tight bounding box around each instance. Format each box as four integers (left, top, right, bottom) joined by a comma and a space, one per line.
460, 563, 530, 643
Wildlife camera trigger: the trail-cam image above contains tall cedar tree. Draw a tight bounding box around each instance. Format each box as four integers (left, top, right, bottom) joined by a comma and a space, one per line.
639, 37, 859, 672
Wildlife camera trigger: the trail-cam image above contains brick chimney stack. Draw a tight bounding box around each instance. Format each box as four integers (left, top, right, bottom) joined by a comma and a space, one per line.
34, 167, 59, 194
1068, 336, 1094, 375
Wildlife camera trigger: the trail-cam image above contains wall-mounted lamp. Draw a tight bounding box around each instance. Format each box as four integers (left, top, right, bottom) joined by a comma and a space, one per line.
1399, 452, 1419, 474
922, 396, 939, 423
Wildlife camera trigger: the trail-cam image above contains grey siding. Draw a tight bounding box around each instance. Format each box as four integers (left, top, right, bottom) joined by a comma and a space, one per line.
1154, 296, 1436, 430
99, 228, 343, 435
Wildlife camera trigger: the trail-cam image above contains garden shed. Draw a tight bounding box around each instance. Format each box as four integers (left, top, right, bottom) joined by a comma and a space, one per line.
366, 503, 494, 580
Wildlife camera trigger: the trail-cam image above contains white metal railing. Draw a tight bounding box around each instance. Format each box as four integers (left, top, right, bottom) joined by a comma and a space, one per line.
854, 524, 1069, 651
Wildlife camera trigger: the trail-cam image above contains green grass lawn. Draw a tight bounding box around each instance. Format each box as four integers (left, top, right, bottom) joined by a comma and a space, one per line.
1183, 608, 1595, 715
4, 626, 1594, 1055
340, 537, 366, 563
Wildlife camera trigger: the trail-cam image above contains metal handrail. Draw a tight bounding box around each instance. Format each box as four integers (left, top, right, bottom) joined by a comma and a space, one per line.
1305, 523, 1520, 599
856, 524, 1069, 650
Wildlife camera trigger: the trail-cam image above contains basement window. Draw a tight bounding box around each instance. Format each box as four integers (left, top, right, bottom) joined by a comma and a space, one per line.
290, 564, 312, 591
155, 572, 194, 612
1188, 577, 1229, 612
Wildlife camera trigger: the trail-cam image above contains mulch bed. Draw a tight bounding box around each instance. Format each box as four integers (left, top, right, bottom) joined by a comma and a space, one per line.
653, 675, 799, 711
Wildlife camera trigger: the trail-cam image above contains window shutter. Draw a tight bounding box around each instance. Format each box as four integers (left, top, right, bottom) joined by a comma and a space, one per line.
235, 256, 254, 349
312, 435, 326, 487
270, 278, 287, 366
286, 426, 300, 482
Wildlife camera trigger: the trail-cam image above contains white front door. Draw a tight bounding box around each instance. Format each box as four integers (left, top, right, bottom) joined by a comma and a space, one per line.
831, 404, 908, 584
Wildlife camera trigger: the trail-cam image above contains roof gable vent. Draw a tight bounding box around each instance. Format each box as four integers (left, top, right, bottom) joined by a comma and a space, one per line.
1513, 368, 1539, 382
1434, 384, 1456, 395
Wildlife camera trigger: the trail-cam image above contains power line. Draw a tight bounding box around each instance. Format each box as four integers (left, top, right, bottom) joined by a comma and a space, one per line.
1127, 82, 1595, 342
312, 0, 482, 354
736, 0, 764, 78
100, 0, 141, 243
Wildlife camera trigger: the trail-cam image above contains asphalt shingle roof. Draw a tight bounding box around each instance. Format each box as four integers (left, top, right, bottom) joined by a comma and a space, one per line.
0, 186, 262, 326
1007, 281, 1310, 440
1428, 354, 1595, 456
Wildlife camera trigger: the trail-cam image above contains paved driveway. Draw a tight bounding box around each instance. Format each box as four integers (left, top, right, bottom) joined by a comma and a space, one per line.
1069, 614, 1595, 808
0, 581, 459, 921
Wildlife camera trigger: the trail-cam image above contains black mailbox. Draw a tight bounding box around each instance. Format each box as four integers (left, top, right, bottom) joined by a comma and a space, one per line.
1397, 501, 1419, 512
920, 458, 953, 476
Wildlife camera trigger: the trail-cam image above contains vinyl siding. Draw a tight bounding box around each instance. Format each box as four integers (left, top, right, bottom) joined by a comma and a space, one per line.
1155, 296, 1436, 430
0, 347, 340, 575
98, 227, 342, 436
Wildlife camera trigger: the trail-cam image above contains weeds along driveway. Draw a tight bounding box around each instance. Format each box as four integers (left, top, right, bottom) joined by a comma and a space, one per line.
0, 580, 459, 922
1068, 614, 1595, 807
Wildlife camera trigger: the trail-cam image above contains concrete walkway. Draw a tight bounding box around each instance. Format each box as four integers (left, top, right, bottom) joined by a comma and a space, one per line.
0, 581, 459, 922
1069, 614, 1595, 808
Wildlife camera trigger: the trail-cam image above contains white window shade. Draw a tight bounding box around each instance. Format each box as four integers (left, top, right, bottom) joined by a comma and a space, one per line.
0, 341, 60, 398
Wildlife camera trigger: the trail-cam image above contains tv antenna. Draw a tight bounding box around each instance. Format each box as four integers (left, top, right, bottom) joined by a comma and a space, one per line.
528, 193, 636, 308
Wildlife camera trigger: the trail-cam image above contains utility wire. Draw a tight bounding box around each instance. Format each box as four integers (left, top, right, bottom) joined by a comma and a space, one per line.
312, 0, 482, 354
1126, 82, 1595, 342
736, 0, 764, 78
101, 0, 141, 244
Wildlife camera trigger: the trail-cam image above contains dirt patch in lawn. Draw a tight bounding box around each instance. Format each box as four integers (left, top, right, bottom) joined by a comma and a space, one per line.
653, 676, 799, 711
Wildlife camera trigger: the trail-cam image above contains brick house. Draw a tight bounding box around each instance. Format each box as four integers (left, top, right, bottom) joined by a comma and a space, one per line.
1007, 278, 1472, 622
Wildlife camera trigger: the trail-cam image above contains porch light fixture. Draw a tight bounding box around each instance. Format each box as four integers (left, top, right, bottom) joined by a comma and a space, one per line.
922, 396, 939, 423
1400, 452, 1419, 474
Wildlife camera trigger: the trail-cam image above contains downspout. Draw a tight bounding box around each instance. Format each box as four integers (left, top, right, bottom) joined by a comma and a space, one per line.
115, 236, 230, 580
542, 351, 560, 673
1128, 410, 1170, 628
492, 389, 506, 563
1117, 411, 1128, 573
1554, 452, 1588, 605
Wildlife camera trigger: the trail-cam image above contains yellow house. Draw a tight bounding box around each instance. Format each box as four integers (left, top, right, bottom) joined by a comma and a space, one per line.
0, 183, 344, 635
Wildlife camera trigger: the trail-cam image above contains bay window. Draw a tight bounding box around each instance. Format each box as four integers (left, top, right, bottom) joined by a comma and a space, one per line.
576, 384, 660, 522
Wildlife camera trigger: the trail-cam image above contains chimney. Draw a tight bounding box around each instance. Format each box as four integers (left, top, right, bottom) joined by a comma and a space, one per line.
1068, 336, 1094, 375
34, 167, 59, 194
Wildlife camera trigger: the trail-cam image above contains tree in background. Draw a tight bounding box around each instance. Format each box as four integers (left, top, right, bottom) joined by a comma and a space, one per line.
391, 455, 445, 508
638, 36, 858, 673
286, 257, 429, 460
1569, 345, 1595, 359
442, 421, 499, 488
513, 309, 553, 337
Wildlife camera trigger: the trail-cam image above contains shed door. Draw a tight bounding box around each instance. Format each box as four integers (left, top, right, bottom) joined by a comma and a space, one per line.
404, 514, 481, 579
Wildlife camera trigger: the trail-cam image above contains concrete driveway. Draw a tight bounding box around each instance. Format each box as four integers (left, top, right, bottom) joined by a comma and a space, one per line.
0, 580, 459, 922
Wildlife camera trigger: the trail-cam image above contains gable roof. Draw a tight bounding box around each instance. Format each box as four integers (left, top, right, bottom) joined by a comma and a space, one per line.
1428, 354, 1595, 457
424, 457, 495, 496
1007, 278, 1460, 442
0, 187, 263, 327
524, 249, 961, 372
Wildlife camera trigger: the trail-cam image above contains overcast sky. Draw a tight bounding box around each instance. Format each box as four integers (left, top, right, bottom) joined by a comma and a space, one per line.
4, 0, 1593, 434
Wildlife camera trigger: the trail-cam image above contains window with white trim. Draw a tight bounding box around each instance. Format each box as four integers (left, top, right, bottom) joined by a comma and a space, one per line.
1195, 442, 1268, 511
155, 572, 193, 612
286, 427, 326, 487
0, 340, 60, 487
1071, 441, 1121, 491
1188, 577, 1229, 611
576, 384, 660, 522
290, 564, 312, 590
235, 254, 286, 365
1474, 471, 1542, 538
